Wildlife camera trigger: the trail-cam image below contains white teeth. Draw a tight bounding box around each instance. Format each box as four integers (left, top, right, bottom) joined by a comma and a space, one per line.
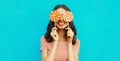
58, 21, 64, 26
57, 20, 65, 26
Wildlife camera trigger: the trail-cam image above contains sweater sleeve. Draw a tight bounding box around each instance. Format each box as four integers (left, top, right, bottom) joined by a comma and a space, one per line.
40, 36, 48, 52
73, 39, 80, 56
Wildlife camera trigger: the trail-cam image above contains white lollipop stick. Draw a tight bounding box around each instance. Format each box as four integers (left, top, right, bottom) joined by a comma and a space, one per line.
54, 22, 56, 27
68, 22, 70, 28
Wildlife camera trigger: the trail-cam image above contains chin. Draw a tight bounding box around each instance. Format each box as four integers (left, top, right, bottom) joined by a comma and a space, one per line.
58, 27, 65, 29
57, 26, 67, 30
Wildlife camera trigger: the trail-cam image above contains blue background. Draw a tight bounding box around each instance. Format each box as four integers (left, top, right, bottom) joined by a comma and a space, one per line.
0, 0, 120, 61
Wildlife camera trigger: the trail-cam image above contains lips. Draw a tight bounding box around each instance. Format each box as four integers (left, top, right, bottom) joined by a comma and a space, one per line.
57, 20, 65, 26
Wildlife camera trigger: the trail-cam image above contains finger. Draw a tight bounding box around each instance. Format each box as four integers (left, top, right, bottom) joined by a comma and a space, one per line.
66, 29, 72, 34
50, 31, 57, 37
67, 30, 74, 36
54, 34, 57, 37
52, 27, 58, 31
67, 36, 70, 39
66, 27, 71, 30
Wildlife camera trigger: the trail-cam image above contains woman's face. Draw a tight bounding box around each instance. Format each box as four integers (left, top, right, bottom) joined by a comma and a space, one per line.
56, 8, 68, 29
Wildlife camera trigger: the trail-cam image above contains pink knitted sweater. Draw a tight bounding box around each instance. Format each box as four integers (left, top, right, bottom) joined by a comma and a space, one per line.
40, 36, 80, 61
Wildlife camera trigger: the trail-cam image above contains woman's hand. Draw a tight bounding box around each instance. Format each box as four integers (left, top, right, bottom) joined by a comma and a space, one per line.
50, 27, 59, 42
66, 27, 74, 43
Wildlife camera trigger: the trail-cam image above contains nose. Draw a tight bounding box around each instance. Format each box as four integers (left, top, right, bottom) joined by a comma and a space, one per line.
60, 18, 63, 21
58, 20, 63, 22
59, 14, 64, 21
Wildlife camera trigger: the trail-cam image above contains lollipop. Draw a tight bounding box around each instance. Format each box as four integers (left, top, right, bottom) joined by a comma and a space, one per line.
63, 11, 73, 22
49, 10, 61, 22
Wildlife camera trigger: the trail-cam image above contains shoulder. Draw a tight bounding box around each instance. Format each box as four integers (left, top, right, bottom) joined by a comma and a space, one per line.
40, 36, 47, 43
73, 38, 80, 48
40, 36, 45, 41
75, 38, 80, 45
40, 36, 52, 44
73, 38, 80, 53
40, 36, 48, 52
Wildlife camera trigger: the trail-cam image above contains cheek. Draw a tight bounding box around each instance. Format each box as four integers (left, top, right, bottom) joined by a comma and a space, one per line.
64, 23, 68, 27
63, 22, 68, 27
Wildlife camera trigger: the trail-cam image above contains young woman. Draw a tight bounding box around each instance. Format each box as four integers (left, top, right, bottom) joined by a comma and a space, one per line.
40, 4, 80, 61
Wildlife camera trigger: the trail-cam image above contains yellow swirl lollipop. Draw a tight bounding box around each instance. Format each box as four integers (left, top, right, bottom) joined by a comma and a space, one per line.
49, 10, 61, 22
63, 11, 73, 22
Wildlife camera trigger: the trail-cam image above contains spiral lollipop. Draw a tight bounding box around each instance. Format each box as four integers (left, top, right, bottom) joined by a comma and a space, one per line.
63, 11, 73, 22
49, 10, 61, 22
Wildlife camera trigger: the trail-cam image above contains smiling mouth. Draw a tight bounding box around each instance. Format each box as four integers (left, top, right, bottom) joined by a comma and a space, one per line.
57, 20, 65, 26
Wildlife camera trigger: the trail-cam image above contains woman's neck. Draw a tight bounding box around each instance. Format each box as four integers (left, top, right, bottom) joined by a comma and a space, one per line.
57, 29, 66, 42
